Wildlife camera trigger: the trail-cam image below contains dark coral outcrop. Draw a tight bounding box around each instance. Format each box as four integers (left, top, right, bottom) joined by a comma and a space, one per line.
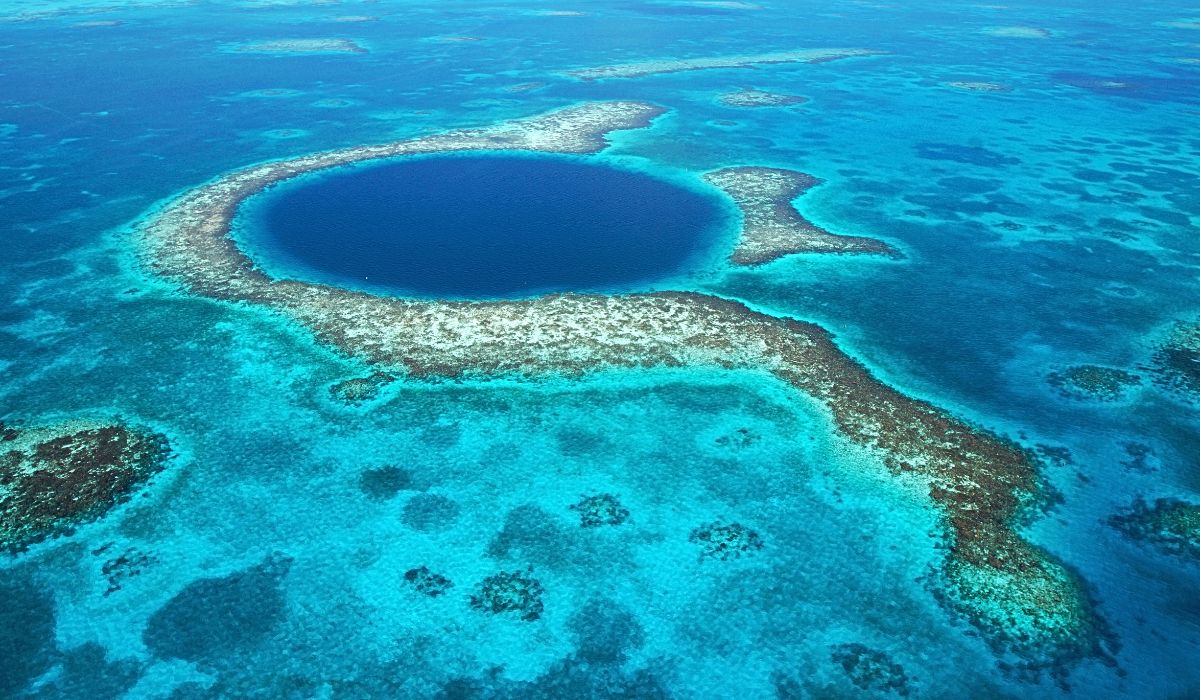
569, 493, 629, 528
0, 419, 170, 553
689, 520, 764, 560
469, 569, 545, 621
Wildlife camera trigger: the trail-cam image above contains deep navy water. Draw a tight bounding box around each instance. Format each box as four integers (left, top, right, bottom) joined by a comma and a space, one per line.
1, 0, 1199, 698
244, 155, 727, 298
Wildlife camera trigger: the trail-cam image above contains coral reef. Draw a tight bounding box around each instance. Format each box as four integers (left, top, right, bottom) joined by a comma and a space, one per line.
1109, 497, 1200, 561
469, 569, 545, 621
93, 542, 156, 596
358, 465, 412, 501
565, 48, 884, 80
689, 520, 763, 560
704, 167, 897, 264
231, 38, 367, 54
718, 88, 808, 107
830, 643, 911, 696
0, 418, 170, 553
133, 100, 1107, 672
714, 426, 759, 448
1151, 319, 1200, 396
569, 493, 629, 528
1047, 364, 1142, 401
403, 566, 454, 597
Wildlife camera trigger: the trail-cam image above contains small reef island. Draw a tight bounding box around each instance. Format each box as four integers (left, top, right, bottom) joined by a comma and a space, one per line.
134, 100, 1112, 676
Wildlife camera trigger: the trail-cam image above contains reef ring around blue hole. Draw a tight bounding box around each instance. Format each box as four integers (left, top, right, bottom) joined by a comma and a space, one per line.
236, 152, 734, 300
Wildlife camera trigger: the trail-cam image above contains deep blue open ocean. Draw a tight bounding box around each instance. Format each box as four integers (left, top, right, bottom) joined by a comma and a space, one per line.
1, 0, 1198, 698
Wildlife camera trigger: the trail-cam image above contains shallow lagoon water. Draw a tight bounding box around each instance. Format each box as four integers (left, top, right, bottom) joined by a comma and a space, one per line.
241, 154, 730, 298
1, 0, 1199, 698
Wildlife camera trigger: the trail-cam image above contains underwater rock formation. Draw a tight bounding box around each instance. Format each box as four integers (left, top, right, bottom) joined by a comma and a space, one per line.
133, 100, 1108, 673
689, 520, 764, 560
0, 418, 170, 553
404, 566, 454, 597
569, 493, 629, 528
703, 166, 897, 264
1109, 497, 1200, 561
469, 569, 545, 621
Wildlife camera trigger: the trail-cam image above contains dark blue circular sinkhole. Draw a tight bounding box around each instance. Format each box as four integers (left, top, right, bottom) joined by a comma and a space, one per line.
240, 154, 729, 299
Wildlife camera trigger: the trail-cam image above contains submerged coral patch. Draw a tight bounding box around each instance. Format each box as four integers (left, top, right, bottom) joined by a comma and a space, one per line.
689, 520, 763, 560
0, 418, 170, 553
230, 38, 367, 54
1109, 498, 1200, 561
403, 566, 454, 597
1151, 319, 1200, 396
830, 643, 912, 696
1047, 364, 1142, 401
718, 88, 808, 107
330, 372, 395, 404
569, 493, 629, 528
469, 569, 545, 621
94, 542, 156, 596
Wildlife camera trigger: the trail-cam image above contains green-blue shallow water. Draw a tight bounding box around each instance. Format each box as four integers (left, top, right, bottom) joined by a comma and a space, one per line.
1, 0, 1199, 698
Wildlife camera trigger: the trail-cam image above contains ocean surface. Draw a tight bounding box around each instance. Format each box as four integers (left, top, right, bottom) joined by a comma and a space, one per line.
1, 0, 1198, 698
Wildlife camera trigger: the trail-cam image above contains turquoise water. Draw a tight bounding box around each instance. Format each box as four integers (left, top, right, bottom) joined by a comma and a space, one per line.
240, 154, 729, 298
1, 0, 1199, 698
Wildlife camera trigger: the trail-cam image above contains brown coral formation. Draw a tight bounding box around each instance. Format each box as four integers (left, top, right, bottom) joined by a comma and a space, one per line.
0, 419, 170, 553
132, 101, 1102, 670
704, 167, 897, 264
